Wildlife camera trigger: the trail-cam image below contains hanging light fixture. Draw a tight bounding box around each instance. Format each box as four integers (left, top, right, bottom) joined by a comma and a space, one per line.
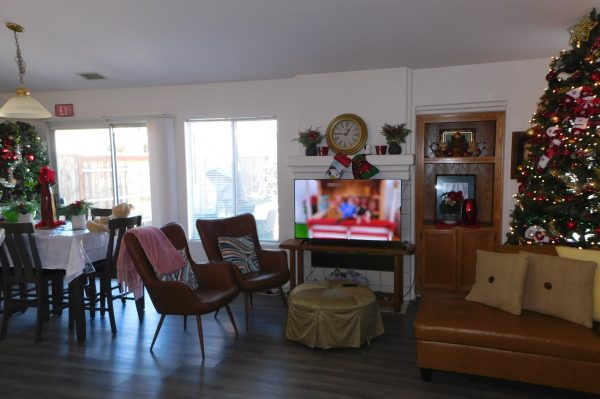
0, 22, 51, 119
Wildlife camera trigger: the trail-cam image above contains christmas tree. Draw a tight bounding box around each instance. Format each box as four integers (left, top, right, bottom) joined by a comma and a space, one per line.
0, 121, 50, 204
506, 9, 600, 249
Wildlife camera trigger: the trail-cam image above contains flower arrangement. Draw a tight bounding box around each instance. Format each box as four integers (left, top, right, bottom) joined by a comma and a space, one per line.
380, 123, 411, 145
2, 201, 38, 222
38, 165, 56, 185
292, 127, 323, 147
440, 191, 463, 214
64, 200, 93, 216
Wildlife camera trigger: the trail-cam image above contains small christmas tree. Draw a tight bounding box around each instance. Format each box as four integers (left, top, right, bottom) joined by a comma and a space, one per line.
506, 9, 600, 248
0, 121, 50, 203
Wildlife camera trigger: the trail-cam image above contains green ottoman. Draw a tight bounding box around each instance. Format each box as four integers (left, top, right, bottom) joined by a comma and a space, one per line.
285, 281, 384, 349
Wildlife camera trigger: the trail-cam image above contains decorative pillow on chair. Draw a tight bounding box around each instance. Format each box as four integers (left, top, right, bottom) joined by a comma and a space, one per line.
521, 252, 596, 328
555, 246, 600, 322
465, 250, 529, 315
218, 235, 261, 274
160, 250, 199, 290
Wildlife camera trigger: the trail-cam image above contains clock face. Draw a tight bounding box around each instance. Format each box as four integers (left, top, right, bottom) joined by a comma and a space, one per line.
326, 114, 368, 154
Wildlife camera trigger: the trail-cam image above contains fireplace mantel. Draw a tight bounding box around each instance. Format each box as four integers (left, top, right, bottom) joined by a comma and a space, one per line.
286, 154, 414, 179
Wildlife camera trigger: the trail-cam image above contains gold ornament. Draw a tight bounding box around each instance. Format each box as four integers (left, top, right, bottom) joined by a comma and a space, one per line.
568, 16, 598, 47
527, 127, 536, 136
550, 115, 560, 124
585, 54, 595, 63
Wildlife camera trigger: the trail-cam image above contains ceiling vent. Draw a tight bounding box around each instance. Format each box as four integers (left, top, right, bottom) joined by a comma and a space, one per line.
78, 72, 105, 80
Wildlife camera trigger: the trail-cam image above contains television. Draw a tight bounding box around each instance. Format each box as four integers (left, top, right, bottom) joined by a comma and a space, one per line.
294, 179, 402, 243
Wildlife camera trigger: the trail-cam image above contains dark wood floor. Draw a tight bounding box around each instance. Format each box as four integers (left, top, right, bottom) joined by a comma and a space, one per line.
0, 292, 597, 399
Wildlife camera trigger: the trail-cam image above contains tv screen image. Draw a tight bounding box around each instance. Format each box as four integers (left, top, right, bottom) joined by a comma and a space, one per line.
294, 179, 402, 242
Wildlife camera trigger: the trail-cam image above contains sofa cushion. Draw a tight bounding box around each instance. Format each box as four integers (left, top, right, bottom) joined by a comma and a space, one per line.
466, 250, 528, 315
521, 252, 596, 328
555, 246, 600, 322
415, 294, 600, 364
217, 235, 261, 274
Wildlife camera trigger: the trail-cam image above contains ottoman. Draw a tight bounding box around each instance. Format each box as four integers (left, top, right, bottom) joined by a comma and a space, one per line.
285, 281, 385, 349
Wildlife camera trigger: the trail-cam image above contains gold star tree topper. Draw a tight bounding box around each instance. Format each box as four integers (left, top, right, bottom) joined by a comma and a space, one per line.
568, 15, 598, 47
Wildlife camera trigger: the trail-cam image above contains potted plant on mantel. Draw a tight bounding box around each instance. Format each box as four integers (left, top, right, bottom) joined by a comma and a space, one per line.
64, 200, 93, 230
380, 123, 411, 154
293, 127, 323, 156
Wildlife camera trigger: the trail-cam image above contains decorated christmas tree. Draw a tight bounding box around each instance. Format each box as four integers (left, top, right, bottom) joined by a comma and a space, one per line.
0, 121, 50, 203
506, 10, 600, 248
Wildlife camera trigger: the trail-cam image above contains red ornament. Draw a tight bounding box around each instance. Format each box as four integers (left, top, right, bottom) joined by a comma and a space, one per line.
596, 226, 600, 235
566, 220, 577, 230
25, 154, 35, 162
592, 71, 600, 81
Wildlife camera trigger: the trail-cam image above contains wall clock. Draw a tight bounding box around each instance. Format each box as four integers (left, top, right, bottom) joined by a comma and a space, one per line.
325, 113, 368, 155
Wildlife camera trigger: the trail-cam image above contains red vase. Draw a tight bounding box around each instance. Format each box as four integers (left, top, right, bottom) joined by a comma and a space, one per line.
462, 199, 477, 225
40, 183, 57, 226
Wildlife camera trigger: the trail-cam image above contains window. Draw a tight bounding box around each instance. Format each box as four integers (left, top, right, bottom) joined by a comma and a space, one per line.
53, 125, 152, 223
187, 118, 278, 241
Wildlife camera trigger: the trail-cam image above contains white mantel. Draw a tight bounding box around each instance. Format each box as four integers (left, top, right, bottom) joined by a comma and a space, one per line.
286, 154, 414, 179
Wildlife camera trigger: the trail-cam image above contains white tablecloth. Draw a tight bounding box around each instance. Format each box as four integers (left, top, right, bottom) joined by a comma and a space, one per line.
34, 225, 109, 283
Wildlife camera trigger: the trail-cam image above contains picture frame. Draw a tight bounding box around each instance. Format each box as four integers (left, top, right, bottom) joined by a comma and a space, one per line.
435, 174, 476, 220
439, 128, 475, 144
510, 131, 531, 179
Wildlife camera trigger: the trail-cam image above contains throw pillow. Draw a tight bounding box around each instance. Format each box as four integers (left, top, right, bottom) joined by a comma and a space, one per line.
218, 235, 261, 274
159, 250, 199, 290
465, 250, 528, 315
521, 252, 597, 328
555, 246, 600, 322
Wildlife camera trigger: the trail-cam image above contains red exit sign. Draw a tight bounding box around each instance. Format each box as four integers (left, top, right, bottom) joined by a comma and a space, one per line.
55, 104, 74, 117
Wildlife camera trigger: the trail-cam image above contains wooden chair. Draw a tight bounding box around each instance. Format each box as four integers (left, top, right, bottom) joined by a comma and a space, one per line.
90, 207, 112, 220
123, 224, 239, 357
0, 222, 64, 342
196, 213, 290, 330
85, 215, 141, 334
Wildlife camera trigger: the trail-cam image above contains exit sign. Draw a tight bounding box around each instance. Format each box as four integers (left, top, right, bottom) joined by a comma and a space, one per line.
55, 104, 74, 117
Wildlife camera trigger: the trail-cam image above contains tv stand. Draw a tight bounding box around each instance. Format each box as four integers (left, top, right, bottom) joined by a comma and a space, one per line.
279, 238, 415, 312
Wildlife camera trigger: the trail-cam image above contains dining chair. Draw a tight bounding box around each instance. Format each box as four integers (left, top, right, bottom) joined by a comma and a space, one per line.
0, 222, 65, 342
90, 207, 112, 220
85, 215, 141, 334
123, 224, 239, 357
196, 213, 290, 330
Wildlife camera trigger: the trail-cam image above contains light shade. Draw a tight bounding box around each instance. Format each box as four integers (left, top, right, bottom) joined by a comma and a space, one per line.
0, 88, 52, 119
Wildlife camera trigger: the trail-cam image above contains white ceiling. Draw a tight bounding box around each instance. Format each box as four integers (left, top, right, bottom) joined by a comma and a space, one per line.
0, 0, 597, 93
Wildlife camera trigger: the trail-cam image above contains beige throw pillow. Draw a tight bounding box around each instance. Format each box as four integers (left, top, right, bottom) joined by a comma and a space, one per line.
466, 250, 529, 315
521, 252, 596, 328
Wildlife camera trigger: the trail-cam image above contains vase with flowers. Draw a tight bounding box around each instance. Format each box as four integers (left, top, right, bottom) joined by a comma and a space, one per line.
36, 165, 64, 228
380, 123, 411, 154
439, 190, 463, 224
3, 201, 38, 223
293, 127, 323, 156
65, 200, 93, 230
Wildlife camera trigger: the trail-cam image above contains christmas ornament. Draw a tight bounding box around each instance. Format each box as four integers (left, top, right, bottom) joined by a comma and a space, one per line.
568, 16, 598, 47
25, 154, 34, 162
566, 219, 577, 230
584, 54, 595, 63
524, 225, 549, 243
549, 115, 560, 124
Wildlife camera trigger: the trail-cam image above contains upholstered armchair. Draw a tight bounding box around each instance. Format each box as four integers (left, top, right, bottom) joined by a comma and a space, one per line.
196, 213, 290, 330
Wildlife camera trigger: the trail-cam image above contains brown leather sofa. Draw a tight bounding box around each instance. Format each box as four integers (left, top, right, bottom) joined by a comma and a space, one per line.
414, 245, 600, 395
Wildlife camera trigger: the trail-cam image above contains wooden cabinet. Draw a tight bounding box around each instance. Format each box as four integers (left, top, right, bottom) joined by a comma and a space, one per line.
415, 112, 504, 295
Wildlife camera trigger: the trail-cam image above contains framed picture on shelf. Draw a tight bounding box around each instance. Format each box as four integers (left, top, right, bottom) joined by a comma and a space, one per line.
510, 131, 531, 179
439, 128, 475, 157
439, 128, 475, 144
435, 174, 476, 220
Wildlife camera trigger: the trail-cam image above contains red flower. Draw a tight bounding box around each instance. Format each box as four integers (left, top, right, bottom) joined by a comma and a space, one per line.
38, 165, 56, 185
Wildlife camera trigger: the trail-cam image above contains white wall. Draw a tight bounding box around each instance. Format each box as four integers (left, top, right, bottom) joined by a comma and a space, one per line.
0, 58, 550, 296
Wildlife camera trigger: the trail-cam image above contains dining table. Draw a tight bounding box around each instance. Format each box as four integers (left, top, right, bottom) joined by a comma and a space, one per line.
34, 223, 109, 343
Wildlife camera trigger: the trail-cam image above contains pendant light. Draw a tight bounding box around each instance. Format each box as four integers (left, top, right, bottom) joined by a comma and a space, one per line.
0, 22, 51, 119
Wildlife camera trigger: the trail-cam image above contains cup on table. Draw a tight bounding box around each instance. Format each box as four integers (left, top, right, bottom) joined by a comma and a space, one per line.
319, 146, 329, 156
375, 145, 387, 155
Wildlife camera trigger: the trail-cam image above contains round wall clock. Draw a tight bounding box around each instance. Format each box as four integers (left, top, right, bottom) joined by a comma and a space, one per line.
325, 113, 368, 155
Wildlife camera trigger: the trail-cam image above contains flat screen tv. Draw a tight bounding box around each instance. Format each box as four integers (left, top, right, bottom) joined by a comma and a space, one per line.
294, 179, 402, 243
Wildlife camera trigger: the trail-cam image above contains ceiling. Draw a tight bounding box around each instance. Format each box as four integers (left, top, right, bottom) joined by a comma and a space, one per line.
0, 0, 598, 93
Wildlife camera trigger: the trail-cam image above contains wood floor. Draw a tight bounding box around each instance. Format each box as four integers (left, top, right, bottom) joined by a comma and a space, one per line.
0, 292, 597, 399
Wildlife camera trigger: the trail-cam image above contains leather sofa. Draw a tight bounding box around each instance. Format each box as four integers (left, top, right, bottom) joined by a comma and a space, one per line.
414, 245, 600, 395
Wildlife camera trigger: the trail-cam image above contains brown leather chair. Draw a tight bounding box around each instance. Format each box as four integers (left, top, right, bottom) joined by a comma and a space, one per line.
123, 223, 239, 357
196, 213, 290, 330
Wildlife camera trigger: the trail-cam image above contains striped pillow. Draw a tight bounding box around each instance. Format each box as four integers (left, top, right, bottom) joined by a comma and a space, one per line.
217, 235, 261, 274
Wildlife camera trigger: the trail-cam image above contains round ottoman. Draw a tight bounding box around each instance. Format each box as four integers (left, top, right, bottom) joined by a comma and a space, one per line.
285, 281, 385, 349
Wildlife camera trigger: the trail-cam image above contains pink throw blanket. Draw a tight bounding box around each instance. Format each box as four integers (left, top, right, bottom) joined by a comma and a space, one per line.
117, 226, 186, 299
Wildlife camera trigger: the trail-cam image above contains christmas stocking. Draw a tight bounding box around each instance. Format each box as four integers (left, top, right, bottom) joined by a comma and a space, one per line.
325, 153, 352, 179
351, 154, 379, 179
